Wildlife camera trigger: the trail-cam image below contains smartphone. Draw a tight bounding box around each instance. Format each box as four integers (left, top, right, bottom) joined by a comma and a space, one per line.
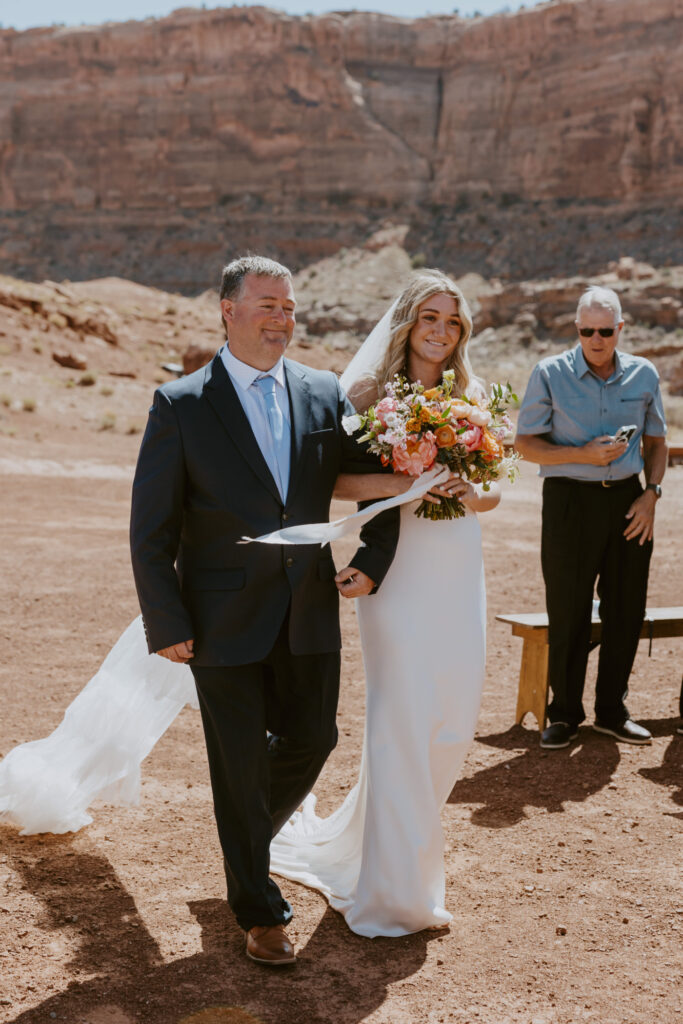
614, 424, 637, 443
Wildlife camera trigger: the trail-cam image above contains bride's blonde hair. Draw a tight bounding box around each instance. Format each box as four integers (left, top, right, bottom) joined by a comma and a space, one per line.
373, 270, 475, 394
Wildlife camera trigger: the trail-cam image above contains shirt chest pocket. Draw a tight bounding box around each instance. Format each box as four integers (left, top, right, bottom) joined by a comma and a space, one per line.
619, 397, 645, 422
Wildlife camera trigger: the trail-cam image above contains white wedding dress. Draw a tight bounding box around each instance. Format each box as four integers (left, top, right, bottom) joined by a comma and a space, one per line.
269, 501, 485, 936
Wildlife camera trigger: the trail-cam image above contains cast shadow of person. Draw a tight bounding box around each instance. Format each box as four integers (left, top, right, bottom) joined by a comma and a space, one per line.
3, 829, 434, 1024
447, 724, 620, 827
638, 717, 682, 820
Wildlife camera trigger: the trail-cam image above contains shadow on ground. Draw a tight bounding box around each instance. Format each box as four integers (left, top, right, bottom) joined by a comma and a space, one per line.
448, 724, 622, 826
638, 720, 682, 814
3, 829, 435, 1024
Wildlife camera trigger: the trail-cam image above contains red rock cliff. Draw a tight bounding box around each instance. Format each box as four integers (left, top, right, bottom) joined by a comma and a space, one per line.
0, 1, 681, 289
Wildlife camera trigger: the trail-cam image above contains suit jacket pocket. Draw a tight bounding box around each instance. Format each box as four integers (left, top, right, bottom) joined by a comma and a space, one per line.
185, 568, 246, 591
306, 428, 335, 442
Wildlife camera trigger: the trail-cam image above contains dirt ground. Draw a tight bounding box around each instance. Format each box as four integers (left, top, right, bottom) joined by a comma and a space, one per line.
0, 315, 682, 1024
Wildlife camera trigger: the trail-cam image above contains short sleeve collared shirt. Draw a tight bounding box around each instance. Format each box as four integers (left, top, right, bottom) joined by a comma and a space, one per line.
516, 344, 667, 481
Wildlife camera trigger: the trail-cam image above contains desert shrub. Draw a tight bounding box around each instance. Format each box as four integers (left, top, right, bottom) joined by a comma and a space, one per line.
99, 412, 116, 431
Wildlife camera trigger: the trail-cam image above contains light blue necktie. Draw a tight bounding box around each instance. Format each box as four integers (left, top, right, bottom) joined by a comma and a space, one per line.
253, 374, 290, 501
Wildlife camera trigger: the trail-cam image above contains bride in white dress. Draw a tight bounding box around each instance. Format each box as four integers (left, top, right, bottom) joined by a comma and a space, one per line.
268, 270, 498, 936
0, 269, 498, 938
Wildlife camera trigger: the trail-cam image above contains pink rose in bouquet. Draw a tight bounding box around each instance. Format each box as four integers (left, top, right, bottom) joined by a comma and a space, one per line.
392, 432, 438, 475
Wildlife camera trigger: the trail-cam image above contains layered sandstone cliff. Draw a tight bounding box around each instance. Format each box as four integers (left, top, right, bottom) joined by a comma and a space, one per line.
0, 1, 681, 289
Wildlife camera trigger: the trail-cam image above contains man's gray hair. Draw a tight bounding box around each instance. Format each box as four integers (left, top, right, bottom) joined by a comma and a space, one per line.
576, 286, 623, 323
219, 256, 292, 302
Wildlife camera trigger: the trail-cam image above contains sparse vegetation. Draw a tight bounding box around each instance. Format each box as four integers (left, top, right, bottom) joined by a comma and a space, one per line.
0, 393, 10, 407
100, 385, 114, 397
78, 372, 97, 387
99, 412, 116, 431
22, 397, 36, 412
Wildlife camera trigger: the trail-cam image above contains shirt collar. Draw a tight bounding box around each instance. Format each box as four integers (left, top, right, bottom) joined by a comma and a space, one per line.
572, 343, 624, 383
220, 343, 286, 392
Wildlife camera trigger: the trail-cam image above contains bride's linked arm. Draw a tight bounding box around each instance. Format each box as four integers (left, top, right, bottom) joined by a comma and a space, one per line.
334, 378, 420, 503
334, 380, 402, 597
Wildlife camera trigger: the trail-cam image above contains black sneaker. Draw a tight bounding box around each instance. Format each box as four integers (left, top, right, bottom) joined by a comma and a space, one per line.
592, 720, 652, 745
540, 722, 579, 749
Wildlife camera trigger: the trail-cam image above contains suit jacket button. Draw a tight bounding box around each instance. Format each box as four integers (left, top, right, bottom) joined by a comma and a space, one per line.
282, 512, 290, 521
285, 556, 295, 567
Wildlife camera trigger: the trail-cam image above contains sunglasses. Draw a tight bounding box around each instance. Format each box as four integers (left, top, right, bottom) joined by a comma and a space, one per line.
577, 327, 617, 338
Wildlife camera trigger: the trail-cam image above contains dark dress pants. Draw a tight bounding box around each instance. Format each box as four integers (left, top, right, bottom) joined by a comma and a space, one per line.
191, 612, 340, 931
541, 476, 652, 729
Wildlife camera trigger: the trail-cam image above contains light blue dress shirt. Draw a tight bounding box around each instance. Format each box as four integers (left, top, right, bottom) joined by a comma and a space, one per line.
516, 344, 667, 481
220, 343, 291, 498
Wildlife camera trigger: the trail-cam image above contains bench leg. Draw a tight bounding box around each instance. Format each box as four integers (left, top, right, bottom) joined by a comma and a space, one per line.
515, 637, 549, 732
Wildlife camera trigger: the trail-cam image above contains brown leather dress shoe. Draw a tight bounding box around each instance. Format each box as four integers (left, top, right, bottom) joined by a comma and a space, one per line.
246, 924, 296, 966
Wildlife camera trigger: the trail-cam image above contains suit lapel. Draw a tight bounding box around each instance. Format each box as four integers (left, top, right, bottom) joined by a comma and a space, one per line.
203, 354, 281, 503
284, 359, 312, 500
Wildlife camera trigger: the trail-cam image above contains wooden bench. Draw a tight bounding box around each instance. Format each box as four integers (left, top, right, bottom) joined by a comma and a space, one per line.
496, 607, 683, 731
668, 443, 683, 467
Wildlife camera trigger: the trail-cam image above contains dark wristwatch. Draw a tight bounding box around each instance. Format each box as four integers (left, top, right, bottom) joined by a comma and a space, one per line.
645, 483, 662, 499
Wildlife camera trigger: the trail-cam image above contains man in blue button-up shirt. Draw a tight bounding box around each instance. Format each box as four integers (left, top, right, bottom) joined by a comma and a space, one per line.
515, 286, 667, 750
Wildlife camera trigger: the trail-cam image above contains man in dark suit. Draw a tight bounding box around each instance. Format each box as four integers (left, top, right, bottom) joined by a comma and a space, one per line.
130, 256, 399, 965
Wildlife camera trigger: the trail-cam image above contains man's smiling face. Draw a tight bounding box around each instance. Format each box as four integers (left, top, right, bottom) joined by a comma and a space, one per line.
220, 274, 296, 371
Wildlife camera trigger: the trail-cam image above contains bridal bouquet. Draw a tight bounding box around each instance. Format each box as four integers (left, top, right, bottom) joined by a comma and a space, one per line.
342, 371, 520, 520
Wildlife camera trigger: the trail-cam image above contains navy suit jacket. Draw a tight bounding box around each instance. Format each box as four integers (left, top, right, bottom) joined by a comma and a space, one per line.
130, 353, 400, 667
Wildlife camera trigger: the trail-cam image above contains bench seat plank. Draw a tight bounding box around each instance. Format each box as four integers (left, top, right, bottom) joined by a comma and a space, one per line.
497, 607, 683, 730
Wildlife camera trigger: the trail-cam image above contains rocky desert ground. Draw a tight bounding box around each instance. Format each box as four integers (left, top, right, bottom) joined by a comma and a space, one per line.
0, 241, 681, 1024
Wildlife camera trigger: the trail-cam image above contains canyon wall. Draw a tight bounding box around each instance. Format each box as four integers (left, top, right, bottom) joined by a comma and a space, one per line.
0, 1, 681, 291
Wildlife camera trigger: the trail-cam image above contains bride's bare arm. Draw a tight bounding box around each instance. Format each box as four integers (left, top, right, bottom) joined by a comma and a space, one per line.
333, 472, 413, 501
456, 479, 501, 512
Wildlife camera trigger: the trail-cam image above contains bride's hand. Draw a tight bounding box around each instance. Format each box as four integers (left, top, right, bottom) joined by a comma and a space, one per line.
443, 476, 477, 507
425, 472, 475, 506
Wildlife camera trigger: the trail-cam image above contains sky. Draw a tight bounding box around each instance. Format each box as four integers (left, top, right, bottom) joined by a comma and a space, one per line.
2, 1, 536, 32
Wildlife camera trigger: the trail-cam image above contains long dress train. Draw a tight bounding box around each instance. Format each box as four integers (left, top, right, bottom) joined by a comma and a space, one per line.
0, 618, 196, 835
269, 501, 486, 937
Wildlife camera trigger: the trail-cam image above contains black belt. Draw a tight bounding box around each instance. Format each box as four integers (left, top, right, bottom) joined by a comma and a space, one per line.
547, 475, 639, 489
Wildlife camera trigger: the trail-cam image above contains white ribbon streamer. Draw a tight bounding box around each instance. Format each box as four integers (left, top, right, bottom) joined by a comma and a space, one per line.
240, 466, 449, 546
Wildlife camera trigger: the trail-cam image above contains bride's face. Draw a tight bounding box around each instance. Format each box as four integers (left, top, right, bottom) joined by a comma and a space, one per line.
408, 292, 462, 369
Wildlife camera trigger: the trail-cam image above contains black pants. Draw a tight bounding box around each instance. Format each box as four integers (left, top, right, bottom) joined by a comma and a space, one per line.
541, 476, 652, 729
191, 613, 340, 931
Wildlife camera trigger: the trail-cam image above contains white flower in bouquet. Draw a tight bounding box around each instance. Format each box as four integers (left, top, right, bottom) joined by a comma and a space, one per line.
467, 406, 493, 427
447, 399, 475, 420
342, 413, 363, 435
